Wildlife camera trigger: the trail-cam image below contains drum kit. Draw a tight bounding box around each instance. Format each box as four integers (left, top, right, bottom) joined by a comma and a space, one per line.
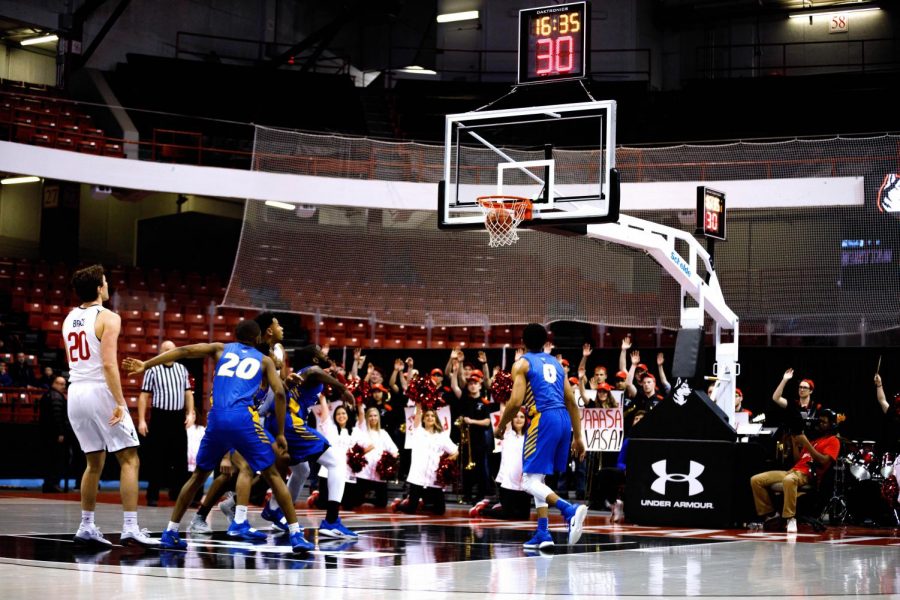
822, 440, 900, 526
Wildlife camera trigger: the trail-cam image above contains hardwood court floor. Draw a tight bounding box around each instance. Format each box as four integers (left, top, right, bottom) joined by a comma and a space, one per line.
0, 493, 898, 599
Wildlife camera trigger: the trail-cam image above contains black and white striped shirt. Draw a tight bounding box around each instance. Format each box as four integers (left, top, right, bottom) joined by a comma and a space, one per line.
141, 363, 192, 411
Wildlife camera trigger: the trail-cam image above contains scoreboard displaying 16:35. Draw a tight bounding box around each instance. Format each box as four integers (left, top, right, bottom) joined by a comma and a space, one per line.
518, 2, 590, 85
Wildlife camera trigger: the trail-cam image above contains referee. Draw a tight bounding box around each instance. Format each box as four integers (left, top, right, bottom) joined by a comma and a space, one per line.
137, 340, 195, 506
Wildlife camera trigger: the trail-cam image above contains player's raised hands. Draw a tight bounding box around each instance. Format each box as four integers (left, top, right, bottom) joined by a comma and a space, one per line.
121, 357, 145, 375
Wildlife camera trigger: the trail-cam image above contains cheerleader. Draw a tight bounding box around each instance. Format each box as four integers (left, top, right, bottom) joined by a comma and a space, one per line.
394, 403, 458, 515
353, 405, 400, 507
308, 401, 357, 509
470, 409, 532, 520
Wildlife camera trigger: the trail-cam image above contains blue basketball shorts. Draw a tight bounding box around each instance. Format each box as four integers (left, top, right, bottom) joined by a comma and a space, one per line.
196, 407, 275, 474
264, 412, 330, 466
522, 408, 572, 475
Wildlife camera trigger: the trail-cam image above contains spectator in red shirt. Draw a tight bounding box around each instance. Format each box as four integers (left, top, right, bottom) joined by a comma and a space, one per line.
749, 409, 841, 533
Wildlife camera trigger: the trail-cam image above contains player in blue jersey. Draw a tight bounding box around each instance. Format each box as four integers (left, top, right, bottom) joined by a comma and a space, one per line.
122, 319, 315, 553
495, 323, 587, 550
259, 340, 359, 539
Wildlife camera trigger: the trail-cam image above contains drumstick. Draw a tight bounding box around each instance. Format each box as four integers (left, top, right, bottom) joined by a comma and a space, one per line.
876, 355, 881, 374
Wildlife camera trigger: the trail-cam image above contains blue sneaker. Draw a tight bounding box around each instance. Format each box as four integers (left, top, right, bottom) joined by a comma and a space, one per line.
567, 504, 588, 545
261, 504, 289, 532
159, 529, 187, 550
523, 529, 554, 549
227, 520, 268, 542
289, 531, 315, 553
318, 517, 359, 539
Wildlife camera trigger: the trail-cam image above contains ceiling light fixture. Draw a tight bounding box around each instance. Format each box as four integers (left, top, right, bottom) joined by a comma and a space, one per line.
20, 34, 59, 46
788, 6, 881, 18
264, 200, 294, 210
437, 10, 479, 23
1, 176, 41, 185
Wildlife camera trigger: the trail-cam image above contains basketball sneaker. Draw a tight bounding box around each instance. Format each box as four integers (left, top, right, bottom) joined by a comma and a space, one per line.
523, 529, 554, 550
318, 517, 359, 539
567, 504, 588, 545
226, 520, 268, 541
121, 528, 160, 547
389, 497, 402, 513
786, 517, 798, 533
290, 530, 315, 553
159, 529, 187, 550
306, 490, 319, 509
73, 524, 112, 548
469, 499, 490, 517
218, 491, 236, 523
188, 514, 213, 534
261, 504, 289, 532
610, 499, 624, 524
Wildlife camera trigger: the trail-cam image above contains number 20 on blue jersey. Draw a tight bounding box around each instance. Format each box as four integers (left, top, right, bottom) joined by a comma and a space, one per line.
217, 352, 261, 380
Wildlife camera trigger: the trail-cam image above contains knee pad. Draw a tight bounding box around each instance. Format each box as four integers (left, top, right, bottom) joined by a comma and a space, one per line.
521, 473, 551, 508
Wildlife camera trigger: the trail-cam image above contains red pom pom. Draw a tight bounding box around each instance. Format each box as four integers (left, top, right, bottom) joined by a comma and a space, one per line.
375, 451, 399, 481
490, 370, 513, 405
435, 453, 459, 488
406, 375, 444, 411
346, 443, 368, 473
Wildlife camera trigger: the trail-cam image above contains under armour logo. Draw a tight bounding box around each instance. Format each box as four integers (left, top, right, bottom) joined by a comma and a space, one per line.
651, 460, 705, 496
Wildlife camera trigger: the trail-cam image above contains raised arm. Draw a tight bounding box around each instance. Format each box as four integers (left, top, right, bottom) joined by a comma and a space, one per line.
478, 351, 492, 389
389, 358, 403, 394
772, 368, 792, 409
578, 343, 591, 379
875, 373, 888, 414
656, 352, 671, 392
618, 335, 631, 374
264, 356, 287, 448
624, 350, 639, 399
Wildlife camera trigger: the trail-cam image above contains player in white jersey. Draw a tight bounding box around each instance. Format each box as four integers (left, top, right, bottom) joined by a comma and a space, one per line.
63, 265, 158, 548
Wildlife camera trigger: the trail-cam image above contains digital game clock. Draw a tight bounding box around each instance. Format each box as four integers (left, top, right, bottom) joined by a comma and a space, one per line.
518, 2, 590, 85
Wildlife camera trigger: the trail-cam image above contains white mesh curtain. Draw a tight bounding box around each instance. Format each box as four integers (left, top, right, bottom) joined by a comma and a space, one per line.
224, 127, 900, 336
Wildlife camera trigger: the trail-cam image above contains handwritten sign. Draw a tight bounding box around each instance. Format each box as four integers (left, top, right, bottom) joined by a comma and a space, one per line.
581, 407, 624, 452
403, 405, 452, 449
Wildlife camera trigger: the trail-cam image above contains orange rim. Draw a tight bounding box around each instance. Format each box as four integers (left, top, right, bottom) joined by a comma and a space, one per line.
477, 196, 533, 220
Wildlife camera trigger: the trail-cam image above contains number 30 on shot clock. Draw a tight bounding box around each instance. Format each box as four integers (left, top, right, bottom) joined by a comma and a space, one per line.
518, 2, 589, 85
696, 186, 726, 241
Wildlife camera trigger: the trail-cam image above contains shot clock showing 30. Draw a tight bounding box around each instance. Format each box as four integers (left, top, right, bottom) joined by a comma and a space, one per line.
696, 186, 727, 241
518, 2, 589, 84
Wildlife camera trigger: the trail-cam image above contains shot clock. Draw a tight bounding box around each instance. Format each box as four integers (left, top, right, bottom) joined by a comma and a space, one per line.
518, 2, 590, 85
696, 186, 726, 241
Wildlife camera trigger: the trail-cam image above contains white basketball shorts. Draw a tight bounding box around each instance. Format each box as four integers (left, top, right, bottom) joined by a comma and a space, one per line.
68, 381, 140, 453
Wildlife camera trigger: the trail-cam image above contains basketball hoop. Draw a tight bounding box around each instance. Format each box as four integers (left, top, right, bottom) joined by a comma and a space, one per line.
477, 196, 533, 247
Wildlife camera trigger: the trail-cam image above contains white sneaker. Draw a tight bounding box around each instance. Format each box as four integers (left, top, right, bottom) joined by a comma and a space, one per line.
121, 528, 161, 547
611, 499, 624, 523
74, 524, 112, 547
567, 504, 588, 545
189, 514, 213, 534
219, 492, 236, 523
786, 517, 797, 533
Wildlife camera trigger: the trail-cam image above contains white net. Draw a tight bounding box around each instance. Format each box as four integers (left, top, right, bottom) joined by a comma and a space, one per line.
478, 197, 532, 247
224, 126, 900, 337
